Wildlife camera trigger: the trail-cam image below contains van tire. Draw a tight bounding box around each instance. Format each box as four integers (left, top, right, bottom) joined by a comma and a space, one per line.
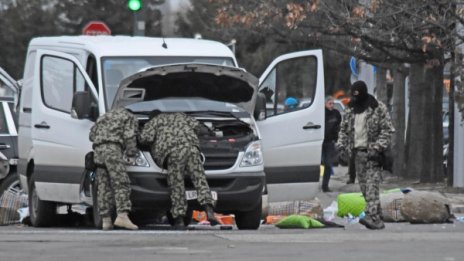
0, 172, 21, 198
28, 175, 57, 227
235, 197, 262, 230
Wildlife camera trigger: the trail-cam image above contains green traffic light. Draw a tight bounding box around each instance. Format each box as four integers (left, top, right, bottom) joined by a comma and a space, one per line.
127, 0, 142, 11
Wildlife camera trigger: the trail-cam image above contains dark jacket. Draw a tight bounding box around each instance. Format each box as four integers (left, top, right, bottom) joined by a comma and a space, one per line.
324, 108, 341, 143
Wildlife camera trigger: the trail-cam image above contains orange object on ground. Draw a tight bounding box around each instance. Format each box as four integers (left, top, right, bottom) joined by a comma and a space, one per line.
215, 214, 235, 225
192, 210, 207, 222
191, 211, 235, 225
265, 215, 286, 224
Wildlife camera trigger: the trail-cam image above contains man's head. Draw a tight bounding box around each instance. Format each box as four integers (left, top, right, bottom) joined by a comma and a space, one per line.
350, 81, 369, 104
325, 96, 335, 110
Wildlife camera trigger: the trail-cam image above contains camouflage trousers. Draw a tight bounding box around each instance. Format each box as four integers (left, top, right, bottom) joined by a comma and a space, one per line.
94, 143, 132, 217
354, 150, 383, 222
166, 145, 215, 218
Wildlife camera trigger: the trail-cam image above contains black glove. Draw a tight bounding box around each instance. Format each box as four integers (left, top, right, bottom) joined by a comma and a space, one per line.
367, 148, 381, 162
336, 145, 349, 164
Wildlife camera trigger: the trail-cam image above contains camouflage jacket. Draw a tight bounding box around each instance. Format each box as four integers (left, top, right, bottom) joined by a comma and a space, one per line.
139, 112, 200, 167
89, 108, 138, 157
336, 100, 395, 157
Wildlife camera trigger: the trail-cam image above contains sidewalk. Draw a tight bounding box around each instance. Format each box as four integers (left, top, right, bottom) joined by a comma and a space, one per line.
316, 166, 464, 214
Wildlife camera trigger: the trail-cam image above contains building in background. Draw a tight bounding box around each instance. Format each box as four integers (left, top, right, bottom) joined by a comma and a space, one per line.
158, 0, 190, 36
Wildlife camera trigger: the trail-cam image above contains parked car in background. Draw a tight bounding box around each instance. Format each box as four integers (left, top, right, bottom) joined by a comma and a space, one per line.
0, 97, 20, 198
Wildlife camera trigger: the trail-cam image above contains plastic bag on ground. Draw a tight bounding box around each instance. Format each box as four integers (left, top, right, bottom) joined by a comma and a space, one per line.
268, 199, 323, 219
400, 190, 453, 224
336, 193, 365, 217
323, 201, 338, 221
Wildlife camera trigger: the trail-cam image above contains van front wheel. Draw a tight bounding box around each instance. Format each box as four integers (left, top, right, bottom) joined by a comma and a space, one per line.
235, 197, 262, 230
28, 175, 57, 227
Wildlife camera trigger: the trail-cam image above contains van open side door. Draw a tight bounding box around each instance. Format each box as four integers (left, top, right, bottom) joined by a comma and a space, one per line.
30, 50, 98, 203
256, 50, 325, 202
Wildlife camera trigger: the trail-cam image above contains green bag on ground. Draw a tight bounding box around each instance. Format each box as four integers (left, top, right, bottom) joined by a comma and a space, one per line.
275, 215, 325, 229
336, 193, 366, 217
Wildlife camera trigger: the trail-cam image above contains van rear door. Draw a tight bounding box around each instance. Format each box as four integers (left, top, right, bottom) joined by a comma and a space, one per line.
257, 50, 324, 202
31, 50, 98, 203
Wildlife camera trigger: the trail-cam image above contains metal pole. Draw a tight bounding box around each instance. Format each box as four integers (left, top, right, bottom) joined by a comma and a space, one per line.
132, 10, 145, 36
132, 12, 137, 36
454, 21, 464, 188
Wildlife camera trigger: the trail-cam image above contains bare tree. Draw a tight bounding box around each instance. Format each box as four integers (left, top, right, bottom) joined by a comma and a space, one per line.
211, 0, 461, 182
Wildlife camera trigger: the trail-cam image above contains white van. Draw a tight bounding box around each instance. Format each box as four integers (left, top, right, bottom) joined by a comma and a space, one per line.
5, 36, 324, 229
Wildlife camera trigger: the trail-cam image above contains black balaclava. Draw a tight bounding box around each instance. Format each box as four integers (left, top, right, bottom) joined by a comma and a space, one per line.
349, 80, 370, 114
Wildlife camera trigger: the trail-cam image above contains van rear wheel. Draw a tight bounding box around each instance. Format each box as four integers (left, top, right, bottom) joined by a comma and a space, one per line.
28, 175, 57, 227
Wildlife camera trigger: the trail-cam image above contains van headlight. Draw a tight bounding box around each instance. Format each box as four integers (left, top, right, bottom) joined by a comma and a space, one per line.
124, 151, 150, 167
240, 141, 263, 167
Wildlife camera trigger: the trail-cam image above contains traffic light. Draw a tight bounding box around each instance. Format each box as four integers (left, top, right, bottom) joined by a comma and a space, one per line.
127, 0, 142, 12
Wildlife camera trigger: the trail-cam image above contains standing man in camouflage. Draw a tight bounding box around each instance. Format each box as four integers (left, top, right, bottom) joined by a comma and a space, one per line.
337, 81, 395, 230
139, 110, 219, 229
89, 107, 139, 230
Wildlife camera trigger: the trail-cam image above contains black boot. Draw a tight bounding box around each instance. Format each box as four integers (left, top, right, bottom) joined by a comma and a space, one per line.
173, 216, 186, 230
203, 204, 220, 226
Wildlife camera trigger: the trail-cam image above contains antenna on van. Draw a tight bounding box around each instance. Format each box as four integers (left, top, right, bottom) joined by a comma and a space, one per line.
162, 38, 168, 49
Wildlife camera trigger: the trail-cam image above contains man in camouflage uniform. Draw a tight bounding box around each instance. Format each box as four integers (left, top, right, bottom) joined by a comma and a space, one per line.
89, 107, 139, 230
139, 110, 218, 229
337, 81, 395, 230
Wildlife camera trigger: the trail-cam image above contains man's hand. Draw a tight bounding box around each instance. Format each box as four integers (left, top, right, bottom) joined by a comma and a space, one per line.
336, 144, 348, 164
126, 156, 136, 165
367, 148, 381, 162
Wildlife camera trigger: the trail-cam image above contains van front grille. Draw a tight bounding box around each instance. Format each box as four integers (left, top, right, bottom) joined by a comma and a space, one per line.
202, 148, 238, 170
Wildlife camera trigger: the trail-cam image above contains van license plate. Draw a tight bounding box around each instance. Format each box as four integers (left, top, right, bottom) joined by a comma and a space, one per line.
186, 191, 217, 200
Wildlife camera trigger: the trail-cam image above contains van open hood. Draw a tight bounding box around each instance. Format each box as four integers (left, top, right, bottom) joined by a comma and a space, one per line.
112, 63, 258, 114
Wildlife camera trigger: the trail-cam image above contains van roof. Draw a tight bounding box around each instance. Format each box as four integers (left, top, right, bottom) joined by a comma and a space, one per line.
29, 36, 236, 60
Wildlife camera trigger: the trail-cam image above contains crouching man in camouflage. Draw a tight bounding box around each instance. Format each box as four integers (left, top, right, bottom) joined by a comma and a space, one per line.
89, 107, 139, 230
139, 110, 219, 229
337, 81, 395, 230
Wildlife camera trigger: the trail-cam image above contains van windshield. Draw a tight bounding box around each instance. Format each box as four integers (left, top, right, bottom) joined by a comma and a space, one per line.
101, 56, 235, 108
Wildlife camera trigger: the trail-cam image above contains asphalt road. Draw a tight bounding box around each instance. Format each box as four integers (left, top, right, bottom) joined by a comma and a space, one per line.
2, 166, 463, 261
1, 220, 464, 261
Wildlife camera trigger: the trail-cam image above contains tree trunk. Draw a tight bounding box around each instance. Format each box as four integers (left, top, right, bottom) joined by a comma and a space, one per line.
391, 64, 407, 177
407, 63, 444, 182
424, 62, 444, 182
407, 63, 429, 180
375, 66, 388, 105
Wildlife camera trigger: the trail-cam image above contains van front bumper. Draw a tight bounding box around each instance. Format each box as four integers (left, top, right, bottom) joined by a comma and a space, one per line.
128, 171, 265, 213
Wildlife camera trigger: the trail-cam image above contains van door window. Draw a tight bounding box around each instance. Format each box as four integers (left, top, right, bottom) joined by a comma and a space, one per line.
42, 56, 74, 112
41, 56, 86, 113
86, 55, 99, 91
259, 56, 317, 116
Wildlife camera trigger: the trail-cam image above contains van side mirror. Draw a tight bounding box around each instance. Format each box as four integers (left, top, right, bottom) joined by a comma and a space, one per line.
71, 91, 98, 121
254, 92, 267, 121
